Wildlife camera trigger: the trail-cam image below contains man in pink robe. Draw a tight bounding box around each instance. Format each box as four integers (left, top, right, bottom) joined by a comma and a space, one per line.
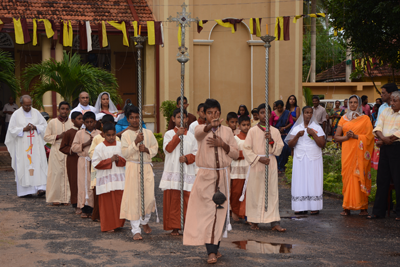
183, 99, 239, 264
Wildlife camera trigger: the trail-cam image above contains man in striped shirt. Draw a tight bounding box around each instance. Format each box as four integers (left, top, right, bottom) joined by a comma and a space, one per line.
368, 91, 400, 221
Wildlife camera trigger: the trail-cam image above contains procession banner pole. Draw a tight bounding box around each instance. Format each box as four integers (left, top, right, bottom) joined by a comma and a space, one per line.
260, 34, 275, 211
168, 2, 198, 230
133, 35, 147, 219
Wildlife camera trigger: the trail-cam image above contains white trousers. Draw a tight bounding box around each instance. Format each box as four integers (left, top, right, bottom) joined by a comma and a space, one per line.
130, 214, 151, 235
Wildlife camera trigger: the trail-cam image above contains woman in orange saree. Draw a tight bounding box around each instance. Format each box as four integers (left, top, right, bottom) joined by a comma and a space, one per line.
334, 95, 374, 216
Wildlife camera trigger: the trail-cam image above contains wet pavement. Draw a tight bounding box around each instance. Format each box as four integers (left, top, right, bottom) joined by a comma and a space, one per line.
1, 162, 400, 266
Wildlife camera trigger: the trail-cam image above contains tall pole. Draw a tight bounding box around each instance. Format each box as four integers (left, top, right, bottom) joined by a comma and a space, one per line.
133, 35, 147, 219
260, 34, 275, 211
168, 2, 198, 231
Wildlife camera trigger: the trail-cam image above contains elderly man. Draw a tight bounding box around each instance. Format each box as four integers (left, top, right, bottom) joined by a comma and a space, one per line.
5, 95, 48, 197
69, 91, 96, 118
368, 91, 400, 221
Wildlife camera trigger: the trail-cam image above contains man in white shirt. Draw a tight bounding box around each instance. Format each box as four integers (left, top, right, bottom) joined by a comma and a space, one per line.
5, 95, 48, 197
69, 91, 96, 118
2, 96, 19, 137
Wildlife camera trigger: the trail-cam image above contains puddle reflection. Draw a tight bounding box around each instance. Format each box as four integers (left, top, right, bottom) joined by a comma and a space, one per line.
232, 240, 293, 254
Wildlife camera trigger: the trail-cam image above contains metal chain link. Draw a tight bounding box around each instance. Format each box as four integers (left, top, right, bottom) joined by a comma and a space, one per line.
180, 62, 184, 231
137, 47, 145, 220
264, 43, 269, 212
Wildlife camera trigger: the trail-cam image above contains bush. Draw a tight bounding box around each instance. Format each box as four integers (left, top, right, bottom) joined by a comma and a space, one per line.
160, 100, 176, 130
152, 133, 165, 162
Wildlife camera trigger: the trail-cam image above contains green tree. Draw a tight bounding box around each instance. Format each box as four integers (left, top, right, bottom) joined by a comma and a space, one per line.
159, 100, 176, 130
22, 51, 121, 109
326, 0, 400, 80
0, 50, 21, 97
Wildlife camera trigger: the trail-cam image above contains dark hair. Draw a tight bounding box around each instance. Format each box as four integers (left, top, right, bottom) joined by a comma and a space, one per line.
58, 101, 70, 109
361, 95, 368, 102
335, 100, 341, 105
197, 103, 205, 112
101, 114, 115, 125
312, 96, 320, 101
251, 108, 258, 114
71, 111, 82, 120
376, 98, 382, 104
285, 95, 298, 110
83, 111, 95, 121
204, 98, 221, 112
177, 96, 188, 105
381, 83, 399, 93
125, 105, 140, 118
257, 103, 272, 113
275, 100, 284, 108
237, 105, 249, 117
226, 112, 238, 121
102, 122, 116, 133
374, 103, 381, 110
173, 108, 188, 117
302, 106, 313, 113
239, 115, 250, 124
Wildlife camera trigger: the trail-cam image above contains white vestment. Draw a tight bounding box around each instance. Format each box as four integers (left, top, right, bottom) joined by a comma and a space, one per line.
5, 107, 48, 196
289, 122, 325, 211
69, 103, 96, 118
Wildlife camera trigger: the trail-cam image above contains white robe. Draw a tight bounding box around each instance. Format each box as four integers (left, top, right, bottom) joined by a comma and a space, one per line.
288, 122, 325, 211
159, 129, 198, 192
69, 103, 96, 118
5, 108, 48, 196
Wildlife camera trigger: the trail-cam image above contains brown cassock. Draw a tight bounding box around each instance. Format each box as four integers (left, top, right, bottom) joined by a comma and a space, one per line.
168, 112, 197, 130
183, 125, 239, 246
59, 127, 79, 205
71, 129, 101, 209
163, 190, 190, 231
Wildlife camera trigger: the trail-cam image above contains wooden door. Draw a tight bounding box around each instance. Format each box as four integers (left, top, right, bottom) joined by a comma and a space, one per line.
115, 52, 138, 106
20, 51, 42, 96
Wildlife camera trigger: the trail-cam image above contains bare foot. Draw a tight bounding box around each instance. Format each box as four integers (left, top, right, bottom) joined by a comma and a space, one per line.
75, 208, 82, 215
359, 209, 368, 216
232, 212, 240, 222
272, 225, 286, 232
52, 202, 60, 206
250, 223, 259, 230
80, 213, 90, 218
133, 233, 143, 240
171, 229, 180, 236
107, 230, 115, 233
142, 224, 152, 234
207, 253, 217, 264
63, 203, 70, 206
217, 252, 222, 258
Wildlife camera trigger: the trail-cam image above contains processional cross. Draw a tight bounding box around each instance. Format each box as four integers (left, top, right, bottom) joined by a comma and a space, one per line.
167, 3, 198, 230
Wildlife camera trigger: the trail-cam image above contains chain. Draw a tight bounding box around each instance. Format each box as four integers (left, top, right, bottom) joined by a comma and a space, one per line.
137, 45, 145, 220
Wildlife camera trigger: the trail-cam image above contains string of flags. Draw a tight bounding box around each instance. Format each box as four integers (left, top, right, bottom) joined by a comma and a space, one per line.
0, 13, 327, 48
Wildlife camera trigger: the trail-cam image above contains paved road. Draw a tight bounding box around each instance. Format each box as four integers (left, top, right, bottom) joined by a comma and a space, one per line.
0, 163, 399, 266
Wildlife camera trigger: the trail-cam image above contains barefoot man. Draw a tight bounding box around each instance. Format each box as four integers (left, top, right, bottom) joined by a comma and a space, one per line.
243, 103, 286, 232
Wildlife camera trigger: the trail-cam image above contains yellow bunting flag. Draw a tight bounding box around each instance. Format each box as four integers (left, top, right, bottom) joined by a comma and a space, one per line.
147, 21, 155, 45
293, 15, 303, 24
250, 18, 262, 37
39, 19, 54, 38
255, 18, 261, 37
215, 19, 235, 33
274, 17, 284, 41
249, 18, 253, 34
178, 25, 182, 46
132, 21, 138, 37
0, 19, 3, 24
62, 20, 73, 47
108, 21, 129, 47
333, 27, 343, 36
13, 18, 24, 44
32, 19, 38, 46
101, 21, 108, 47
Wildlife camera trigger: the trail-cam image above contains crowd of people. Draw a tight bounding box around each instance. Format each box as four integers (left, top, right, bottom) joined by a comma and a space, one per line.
3, 82, 400, 264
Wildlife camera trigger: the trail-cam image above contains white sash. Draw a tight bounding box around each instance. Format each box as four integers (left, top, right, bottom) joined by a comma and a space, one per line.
198, 166, 232, 238
239, 154, 273, 202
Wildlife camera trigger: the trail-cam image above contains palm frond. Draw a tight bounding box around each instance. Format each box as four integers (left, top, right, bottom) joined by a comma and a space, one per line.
0, 50, 21, 95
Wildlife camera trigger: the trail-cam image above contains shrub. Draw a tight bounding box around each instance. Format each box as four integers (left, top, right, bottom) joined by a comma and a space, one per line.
152, 133, 165, 162
160, 100, 176, 130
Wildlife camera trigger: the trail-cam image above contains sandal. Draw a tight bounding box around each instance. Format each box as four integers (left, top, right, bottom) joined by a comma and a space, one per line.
340, 210, 350, 216
310, 211, 319, 215
396, 218, 400, 221
207, 257, 217, 264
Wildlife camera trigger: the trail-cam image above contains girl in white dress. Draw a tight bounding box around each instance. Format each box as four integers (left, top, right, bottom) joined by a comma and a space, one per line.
285, 106, 326, 215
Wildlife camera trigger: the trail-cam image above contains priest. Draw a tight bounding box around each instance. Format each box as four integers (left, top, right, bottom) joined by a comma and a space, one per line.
69, 91, 96, 118
5, 95, 48, 197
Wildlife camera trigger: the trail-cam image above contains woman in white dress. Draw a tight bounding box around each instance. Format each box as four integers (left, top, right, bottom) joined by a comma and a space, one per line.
286, 106, 326, 215
94, 92, 120, 121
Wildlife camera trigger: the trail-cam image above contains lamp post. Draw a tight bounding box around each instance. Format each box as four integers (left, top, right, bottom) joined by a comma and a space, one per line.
260, 34, 275, 211
132, 35, 148, 219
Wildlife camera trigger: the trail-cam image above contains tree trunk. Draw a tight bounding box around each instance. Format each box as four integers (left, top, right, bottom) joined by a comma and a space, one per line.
310, 0, 317, 82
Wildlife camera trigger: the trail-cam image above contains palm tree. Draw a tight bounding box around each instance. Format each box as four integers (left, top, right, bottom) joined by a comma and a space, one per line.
22, 51, 121, 109
0, 50, 21, 96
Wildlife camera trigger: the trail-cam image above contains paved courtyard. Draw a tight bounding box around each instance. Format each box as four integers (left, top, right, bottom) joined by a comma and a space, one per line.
0, 162, 400, 266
